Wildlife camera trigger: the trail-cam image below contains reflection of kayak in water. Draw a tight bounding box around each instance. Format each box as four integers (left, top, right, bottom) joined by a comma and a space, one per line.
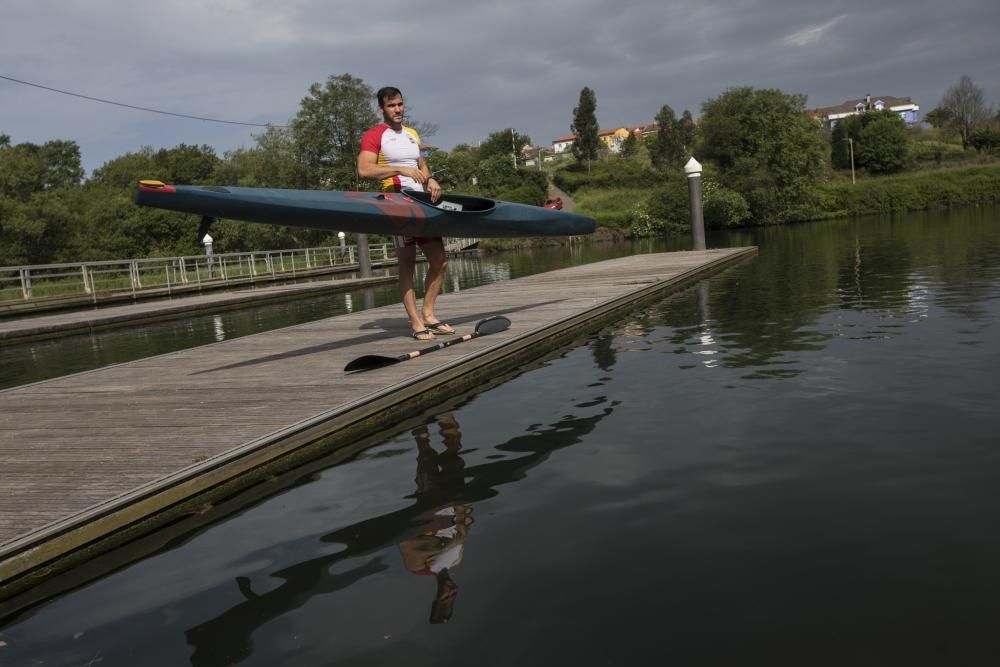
134, 181, 597, 238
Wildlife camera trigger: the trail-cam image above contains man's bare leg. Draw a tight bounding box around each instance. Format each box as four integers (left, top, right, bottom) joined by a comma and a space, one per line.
420, 240, 449, 328
396, 245, 427, 336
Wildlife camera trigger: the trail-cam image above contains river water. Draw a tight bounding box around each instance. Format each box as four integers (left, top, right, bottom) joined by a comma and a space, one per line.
2, 207, 999, 665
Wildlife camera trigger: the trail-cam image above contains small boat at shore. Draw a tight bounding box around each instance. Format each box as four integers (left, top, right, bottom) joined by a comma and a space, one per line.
133, 181, 596, 238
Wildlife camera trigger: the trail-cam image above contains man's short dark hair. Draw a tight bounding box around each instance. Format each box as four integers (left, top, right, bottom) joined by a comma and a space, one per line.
377, 86, 403, 108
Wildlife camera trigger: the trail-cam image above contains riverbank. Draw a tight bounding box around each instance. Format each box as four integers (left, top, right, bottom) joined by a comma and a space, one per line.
557, 160, 1000, 237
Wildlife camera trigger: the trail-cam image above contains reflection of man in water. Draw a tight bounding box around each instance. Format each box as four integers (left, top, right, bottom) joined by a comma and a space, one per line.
397, 413, 473, 623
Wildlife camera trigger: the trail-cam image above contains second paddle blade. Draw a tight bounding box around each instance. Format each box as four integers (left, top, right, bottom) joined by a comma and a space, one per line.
344, 354, 400, 373
474, 315, 511, 335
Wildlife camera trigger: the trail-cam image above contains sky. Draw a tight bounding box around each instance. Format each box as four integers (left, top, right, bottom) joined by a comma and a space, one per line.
2, 0, 999, 175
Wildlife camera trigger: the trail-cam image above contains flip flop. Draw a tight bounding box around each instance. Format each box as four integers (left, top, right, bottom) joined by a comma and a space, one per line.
411, 329, 434, 341
426, 322, 455, 335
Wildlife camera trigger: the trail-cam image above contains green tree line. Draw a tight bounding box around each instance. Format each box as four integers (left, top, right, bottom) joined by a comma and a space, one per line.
5, 72, 999, 264
1, 73, 547, 266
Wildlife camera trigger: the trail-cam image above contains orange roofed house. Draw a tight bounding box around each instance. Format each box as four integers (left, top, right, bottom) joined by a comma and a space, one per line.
551, 123, 658, 155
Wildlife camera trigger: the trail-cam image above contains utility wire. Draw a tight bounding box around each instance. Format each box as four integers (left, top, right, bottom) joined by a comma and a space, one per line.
0, 74, 288, 128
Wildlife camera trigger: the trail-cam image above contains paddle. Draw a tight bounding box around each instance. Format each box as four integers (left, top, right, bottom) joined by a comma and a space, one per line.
344, 315, 511, 373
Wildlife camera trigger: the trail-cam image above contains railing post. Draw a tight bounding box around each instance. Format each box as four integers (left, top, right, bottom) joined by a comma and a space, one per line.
81, 265, 92, 295
179, 257, 188, 284
21, 268, 32, 299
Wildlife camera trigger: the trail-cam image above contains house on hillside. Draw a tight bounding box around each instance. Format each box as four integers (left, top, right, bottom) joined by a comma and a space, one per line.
598, 127, 632, 152
552, 134, 576, 154
522, 145, 551, 167
811, 95, 920, 127
551, 124, 655, 155
629, 123, 658, 139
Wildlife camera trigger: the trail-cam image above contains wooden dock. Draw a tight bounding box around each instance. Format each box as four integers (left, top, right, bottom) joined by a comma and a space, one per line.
0, 248, 755, 601
0, 274, 397, 345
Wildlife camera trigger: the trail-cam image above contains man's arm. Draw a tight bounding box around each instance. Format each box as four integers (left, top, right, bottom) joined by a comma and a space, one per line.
418, 156, 442, 201
357, 150, 427, 184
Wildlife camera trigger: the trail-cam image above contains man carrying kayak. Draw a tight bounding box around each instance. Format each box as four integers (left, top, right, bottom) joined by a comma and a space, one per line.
357, 86, 454, 341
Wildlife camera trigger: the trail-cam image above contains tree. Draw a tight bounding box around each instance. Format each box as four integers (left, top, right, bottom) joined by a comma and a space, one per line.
699, 87, 828, 223
650, 105, 683, 169
89, 144, 218, 190
832, 110, 909, 174
923, 106, 954, 129
938, 75, 992, 149
969, 126, 1000, 154
478, 128, 531, 166
211, 127, 308, 189
0, 138, 84, 200
678, 110, 697, 152
428, 145, 480, 191
856, 111, 909, 174
290, 73, 378, 189
0, 138, 87, 264
620, 131, 638, 159
571, 87, 600, 167
650, 106, 697, 169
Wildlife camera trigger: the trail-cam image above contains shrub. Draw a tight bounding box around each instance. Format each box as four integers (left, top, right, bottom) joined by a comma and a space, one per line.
702, 179, 750, 228
553, 159, 659, 192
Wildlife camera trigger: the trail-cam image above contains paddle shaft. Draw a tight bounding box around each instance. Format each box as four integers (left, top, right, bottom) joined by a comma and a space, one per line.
399, 331, 479, 361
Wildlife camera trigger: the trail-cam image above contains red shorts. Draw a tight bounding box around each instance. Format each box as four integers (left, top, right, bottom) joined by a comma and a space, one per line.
394, 235, 443, 248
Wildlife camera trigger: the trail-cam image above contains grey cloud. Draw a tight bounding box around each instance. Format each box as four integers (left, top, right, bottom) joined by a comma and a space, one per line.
1, 0, 997, 172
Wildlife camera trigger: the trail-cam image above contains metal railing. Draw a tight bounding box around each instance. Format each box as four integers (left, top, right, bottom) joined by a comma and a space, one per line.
0, 243, 396, 303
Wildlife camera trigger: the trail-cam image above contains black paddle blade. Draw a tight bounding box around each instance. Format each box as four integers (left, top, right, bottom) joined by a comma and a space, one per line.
344, 316, 512, 374
343, 354, 402, 373
474, 315, 511, 335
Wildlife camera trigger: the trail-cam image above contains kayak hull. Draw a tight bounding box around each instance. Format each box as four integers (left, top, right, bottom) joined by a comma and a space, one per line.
133, 183, 596, 238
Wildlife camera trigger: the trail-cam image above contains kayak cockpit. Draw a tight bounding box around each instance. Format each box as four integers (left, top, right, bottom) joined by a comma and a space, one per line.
402, 189, 496, 213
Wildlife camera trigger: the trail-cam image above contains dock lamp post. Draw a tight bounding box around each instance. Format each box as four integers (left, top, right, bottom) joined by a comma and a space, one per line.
684, 157, 706, 251
203, 233, 214, 278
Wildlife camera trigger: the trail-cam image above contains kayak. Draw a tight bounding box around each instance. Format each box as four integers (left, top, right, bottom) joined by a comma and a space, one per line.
133, 181, 596, 238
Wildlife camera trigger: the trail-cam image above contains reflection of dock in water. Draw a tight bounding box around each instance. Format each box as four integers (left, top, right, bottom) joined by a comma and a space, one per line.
0, 247, 755, 600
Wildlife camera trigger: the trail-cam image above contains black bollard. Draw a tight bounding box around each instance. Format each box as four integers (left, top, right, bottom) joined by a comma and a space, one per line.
356, 232, 373, 278
684, 157, 706, 251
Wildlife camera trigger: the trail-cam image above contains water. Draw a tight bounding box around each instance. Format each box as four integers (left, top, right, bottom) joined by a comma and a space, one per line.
3, 208, 1000, 665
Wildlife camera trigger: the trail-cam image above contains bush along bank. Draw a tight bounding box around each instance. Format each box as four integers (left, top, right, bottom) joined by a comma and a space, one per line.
817, 163, 1000, 218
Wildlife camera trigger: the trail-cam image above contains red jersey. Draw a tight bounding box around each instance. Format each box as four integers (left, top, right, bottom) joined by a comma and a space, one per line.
359, 123, 423, 192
